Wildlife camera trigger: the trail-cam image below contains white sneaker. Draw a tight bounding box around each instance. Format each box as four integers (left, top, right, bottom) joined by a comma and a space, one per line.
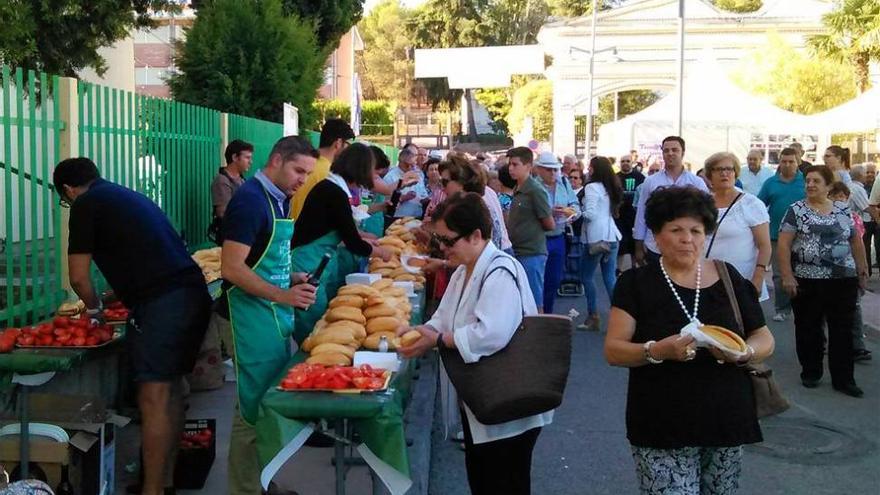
772, 312, 787, 322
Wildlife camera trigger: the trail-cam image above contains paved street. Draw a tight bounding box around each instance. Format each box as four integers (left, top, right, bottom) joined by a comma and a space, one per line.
429, 275, 880, 495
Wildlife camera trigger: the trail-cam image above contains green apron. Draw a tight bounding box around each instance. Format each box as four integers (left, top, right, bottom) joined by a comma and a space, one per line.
362, 193, 386, 237
227, 188, 294, 425
291, 231, 341, 345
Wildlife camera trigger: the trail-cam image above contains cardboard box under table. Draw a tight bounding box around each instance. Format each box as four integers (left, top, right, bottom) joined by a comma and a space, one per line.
0, 335, 125, 482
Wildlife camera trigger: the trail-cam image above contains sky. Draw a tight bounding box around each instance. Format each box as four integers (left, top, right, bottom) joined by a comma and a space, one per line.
364, 0, 428, 15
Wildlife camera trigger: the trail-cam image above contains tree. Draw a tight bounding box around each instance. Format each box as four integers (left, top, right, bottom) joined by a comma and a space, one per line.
547, 0, 620, 18
507, 79, 553, 141
733, 32, 856, 114
713, 0, 762, 13
808, 0, 880, 92
357, 0, 414, 104
168, 0, 323, 125
0, 1, 175, 77
596, 90, 660, 126
482, 0, 551, 46
282, 0, 365, 53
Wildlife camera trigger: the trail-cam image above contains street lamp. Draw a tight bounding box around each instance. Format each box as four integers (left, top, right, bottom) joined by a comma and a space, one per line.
675, 0, 685, 136
569, 45, 620, 156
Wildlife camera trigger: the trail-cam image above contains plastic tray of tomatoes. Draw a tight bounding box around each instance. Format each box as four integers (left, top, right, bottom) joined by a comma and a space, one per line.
277, 363, 391, 393
12, 316, 121, 349
103, 301, 130, 323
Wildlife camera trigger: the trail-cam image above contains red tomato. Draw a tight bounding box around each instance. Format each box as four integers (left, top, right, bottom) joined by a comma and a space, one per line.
53, 317, 69, 327
352, 377, 372, 389
366, 377, 385, 390
19, 336, 35, 346
73, 327, 88, 339
38, 324, 54, 336
85, 336, 100, 346
55, 335, 72, 345
280, 378, 297, 390
72, 337, 86, 347
38, 335, 53, 346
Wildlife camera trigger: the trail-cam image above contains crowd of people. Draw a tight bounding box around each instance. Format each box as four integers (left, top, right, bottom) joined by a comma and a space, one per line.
49, 116, 877, 494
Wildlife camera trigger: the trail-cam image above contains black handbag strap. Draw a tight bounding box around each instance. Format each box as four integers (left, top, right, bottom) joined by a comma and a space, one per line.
706, 192, 743, 257
715, 259, 744, 337
479, 255, 524, 317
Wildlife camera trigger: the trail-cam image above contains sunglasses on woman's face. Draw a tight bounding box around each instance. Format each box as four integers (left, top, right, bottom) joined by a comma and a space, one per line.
434, 232, 464, 247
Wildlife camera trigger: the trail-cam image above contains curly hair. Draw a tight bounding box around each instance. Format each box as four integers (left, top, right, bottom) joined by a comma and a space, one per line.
645, 186, 717, 235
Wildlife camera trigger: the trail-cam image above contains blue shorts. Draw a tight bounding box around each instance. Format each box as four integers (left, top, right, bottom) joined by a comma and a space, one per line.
126, 285, 212, 382
515, 254, 547, 310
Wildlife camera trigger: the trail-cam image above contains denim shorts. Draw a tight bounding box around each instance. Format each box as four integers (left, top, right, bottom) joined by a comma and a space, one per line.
515, 254, 547, 309
126, 285, 212, 382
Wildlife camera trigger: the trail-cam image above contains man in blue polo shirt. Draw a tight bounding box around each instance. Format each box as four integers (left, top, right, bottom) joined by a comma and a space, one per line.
758, 147, 805, 321
214, 136, 319, 495
54, 157, 211, 495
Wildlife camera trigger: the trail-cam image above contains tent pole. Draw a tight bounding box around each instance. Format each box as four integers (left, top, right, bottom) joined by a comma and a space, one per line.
675, 0, 685, 136
586, 0, 598, 157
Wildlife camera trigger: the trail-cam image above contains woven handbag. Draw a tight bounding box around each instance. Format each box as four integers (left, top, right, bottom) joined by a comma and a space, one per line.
440, 256, 573, 425
715, 260, 790, 418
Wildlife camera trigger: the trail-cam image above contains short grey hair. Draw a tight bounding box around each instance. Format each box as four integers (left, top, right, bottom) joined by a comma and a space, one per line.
850, 164, 866, 182
563, 154, 577, 163
398, 148, 415, 162
747, 149, 763, 158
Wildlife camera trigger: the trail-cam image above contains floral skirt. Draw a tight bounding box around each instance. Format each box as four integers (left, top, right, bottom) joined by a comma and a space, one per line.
631, 445, 743, 495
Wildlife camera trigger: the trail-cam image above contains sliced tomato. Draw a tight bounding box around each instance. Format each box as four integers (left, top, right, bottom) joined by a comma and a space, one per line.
280, 378, 297, 390
38, 324, 54, 336
352, 377, 372, 389
72, 337, 86, 347
366, 377, 385, 390
85, 336, 100, 346
53, 317, 69, 327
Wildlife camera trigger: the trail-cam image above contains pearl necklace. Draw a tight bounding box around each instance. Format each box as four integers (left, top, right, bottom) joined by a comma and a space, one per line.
660, 257, 701, 324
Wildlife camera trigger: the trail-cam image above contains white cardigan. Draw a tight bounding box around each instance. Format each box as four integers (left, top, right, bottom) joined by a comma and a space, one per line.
580, 182, 622, 244
426, 242, 553, 444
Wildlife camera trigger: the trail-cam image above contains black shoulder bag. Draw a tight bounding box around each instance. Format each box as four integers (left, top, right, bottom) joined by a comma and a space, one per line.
705, 192, 743, 257
715, 260, 790, 418
439, 256, 573, 425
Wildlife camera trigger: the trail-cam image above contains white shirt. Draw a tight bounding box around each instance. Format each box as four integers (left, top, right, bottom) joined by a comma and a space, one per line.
580, 182, 622, 244
705, 192, 770, 301
426, 242, 553, 444
634, 168, 710, 254
740, 167, 775, 197
483, 187, 512, 250
849, 181, 871, 222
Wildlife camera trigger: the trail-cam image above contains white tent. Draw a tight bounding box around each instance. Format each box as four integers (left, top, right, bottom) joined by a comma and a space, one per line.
596, 63, 819, 167
804, 87, 880, 133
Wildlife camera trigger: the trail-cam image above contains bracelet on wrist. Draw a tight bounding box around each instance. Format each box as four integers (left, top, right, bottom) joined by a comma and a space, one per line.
644, 340, 663, 364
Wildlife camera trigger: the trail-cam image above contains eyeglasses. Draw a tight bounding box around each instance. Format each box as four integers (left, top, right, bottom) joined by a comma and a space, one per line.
714, 166, 736, 174
434, 232, 464, 247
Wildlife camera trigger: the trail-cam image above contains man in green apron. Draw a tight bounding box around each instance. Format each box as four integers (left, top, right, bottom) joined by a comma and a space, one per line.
212, 136, 318, 494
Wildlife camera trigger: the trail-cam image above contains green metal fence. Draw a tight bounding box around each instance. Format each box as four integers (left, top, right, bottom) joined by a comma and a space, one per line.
228, 113, 284, 177
0, 66, 66, 327
78, 81, 221, 255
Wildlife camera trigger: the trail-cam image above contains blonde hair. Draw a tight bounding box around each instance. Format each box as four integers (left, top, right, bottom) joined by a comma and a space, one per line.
704, 152, 741, 179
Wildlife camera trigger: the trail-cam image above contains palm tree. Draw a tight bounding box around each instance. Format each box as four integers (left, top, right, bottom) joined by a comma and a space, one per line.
808, 0, 880, 93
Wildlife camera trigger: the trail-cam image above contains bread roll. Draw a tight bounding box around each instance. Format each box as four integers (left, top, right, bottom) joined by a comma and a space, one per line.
364, 304, 397, 319
399, 329, 422, 347
407, 257, 428, 267
371, 278, 394, 290
702, 325, 746, 352
370, 260, 399, 270
363, 331, 398, 350
337, 284, 380, 298
329, 295, 365, 309
324, 320, 367, 339
306, 353, 351, 366
378, 236, 406, 248
312, 328, 357, 346
301, 335, 316, 352
366, 316, 400, 334
394, 274, 416, 282
382, 287, 407, 298
325, 306, 365, 325
310, 343, 356, 359
372, 268, 393, 276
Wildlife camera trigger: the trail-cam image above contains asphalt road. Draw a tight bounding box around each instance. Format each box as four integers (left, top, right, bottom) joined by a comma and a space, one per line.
429, 274, 880, 495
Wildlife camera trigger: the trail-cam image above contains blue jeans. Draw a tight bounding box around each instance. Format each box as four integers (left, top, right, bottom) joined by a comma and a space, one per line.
516, 254, 547, 311
542, 235, 566, 313
580, 242, 619, 315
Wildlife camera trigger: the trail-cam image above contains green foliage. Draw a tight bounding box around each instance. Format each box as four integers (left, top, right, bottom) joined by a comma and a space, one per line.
507, 79, 553, 141
482, 0, 551, 46
713, 0, 762, 13
357, 0, 415, 104
0, 1, 175, 77
312, 100, 396, 135
547, 0, 620, 17
168, 0, 323, 125
596, 90, 660, 126
807, 0, 880, 92
475, 89, 513, 134
282, 0, 365, 53
733, 32, 857, 114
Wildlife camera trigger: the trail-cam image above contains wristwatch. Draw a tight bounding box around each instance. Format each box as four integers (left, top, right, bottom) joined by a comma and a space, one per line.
644, 340, 663, 364
756, 263, 770, 273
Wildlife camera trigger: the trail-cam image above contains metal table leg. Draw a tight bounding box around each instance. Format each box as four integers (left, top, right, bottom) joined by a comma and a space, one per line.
334, 419, 346, 495
19, 385, 29, 480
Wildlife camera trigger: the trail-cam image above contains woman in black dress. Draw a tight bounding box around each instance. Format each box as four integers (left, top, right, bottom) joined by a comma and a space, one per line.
604, 186, 775, 494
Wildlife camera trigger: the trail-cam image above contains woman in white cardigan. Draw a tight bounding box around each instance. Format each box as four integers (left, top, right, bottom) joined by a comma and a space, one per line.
398, 192, 551, 495
579, 156, 624, 331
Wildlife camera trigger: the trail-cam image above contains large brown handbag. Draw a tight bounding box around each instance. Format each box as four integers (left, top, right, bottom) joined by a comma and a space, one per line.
439, 257, 573, 425
715, 260, 791, 418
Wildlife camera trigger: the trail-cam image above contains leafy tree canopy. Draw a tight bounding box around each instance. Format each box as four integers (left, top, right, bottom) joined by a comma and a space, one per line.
713, 0, 762, 13
282, 0, 365, 53
507, 79, 553, 141
357, 0, 415, 103
807, 0, 880, 92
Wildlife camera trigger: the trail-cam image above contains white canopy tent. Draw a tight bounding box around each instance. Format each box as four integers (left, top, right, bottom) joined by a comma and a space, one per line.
596, 63, 820, 167
804, 86, 880, 133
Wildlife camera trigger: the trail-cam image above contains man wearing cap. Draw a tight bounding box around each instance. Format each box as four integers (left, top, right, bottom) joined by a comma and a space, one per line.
534, 151, 581, 313
290, 119, 355, 220
506, 147, 556, 311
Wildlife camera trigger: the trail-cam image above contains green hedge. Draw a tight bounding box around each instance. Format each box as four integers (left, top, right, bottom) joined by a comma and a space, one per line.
312, 99, 395, 135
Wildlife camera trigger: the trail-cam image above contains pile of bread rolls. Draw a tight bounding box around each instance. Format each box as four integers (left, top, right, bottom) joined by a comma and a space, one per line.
192, 247, 222, 283
368, 226, 427, 289
302, 279, 421, 364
